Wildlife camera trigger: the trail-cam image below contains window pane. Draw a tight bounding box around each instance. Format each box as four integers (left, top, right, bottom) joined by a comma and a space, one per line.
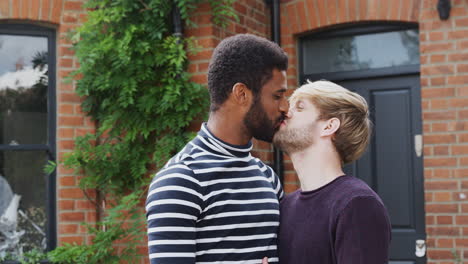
0, 150, 48, 255
0, 35, 48, 145
302, 29, 420, 74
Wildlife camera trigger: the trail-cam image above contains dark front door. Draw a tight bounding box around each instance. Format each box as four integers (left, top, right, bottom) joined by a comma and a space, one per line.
340, 75, 426, 264
299, 24, 426, 263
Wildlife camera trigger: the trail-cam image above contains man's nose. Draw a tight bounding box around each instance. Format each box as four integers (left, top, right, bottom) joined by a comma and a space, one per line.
279, 98, 289, 114
285, 108, 293, 119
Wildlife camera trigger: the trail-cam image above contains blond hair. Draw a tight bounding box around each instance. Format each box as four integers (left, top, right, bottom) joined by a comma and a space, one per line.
290, 80, 371, 164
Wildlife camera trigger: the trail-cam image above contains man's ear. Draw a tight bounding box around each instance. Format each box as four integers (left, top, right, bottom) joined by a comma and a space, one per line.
321, 117, 340, 137
231, 82, 252, 106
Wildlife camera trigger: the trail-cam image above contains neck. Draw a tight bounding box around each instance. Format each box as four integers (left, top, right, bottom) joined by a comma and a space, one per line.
289, 142, 344, 192
207, 111, 251, 145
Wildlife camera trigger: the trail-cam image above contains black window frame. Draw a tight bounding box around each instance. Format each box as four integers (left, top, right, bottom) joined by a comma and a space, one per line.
0, 23, 57, 253
299, 22, 420, 83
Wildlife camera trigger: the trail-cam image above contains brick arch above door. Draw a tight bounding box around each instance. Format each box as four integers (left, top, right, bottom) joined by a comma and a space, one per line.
281, 0, 421, 36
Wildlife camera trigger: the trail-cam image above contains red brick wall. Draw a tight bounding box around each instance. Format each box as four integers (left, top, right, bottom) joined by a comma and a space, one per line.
279, 0, 468, 263
186, 0, 271, 84
0, 0, 273, 263
3, 0, 467, 263
186, 0, 274, 162
420, 0, 468, 262
0, 0, 96, 248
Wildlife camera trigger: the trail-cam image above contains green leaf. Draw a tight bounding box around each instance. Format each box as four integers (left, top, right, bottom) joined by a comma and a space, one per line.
46, 0, 233, 263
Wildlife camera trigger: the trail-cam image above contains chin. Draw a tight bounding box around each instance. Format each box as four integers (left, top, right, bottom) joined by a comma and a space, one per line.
272, 137, 282, 149
272, 142, 288, 153
254, 134, 274, 143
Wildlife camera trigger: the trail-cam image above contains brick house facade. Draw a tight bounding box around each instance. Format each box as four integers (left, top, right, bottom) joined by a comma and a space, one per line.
0, 0, 467, 263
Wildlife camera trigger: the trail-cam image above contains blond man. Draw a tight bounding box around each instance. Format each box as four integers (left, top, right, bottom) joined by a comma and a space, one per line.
272, 80, 391, 264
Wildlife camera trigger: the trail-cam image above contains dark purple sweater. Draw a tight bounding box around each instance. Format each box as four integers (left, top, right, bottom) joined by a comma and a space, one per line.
279, 175, 391, 264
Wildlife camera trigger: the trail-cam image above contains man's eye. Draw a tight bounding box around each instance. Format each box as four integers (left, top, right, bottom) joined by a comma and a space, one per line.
274, 95, 282, 99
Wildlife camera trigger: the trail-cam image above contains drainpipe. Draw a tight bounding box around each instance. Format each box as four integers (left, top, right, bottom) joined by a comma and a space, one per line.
172, 2, 183, 38
271, 0, 281, 44
269, 0, 285, 184
172, 2, 183, 83
176, 0, 286, 183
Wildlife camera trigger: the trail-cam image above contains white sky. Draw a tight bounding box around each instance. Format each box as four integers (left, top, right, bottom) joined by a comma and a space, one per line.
0, 66, 47, 90
0, 34, 48, 90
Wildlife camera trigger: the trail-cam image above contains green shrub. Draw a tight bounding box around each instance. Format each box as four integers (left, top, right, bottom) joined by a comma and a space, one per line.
44, 0, 236, 263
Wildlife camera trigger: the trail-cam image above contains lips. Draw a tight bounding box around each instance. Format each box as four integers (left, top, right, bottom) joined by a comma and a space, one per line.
275, 117, 286, 129
279, 120, 287, 128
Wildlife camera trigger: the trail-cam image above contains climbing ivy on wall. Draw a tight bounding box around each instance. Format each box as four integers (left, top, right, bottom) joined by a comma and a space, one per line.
42, 0, 235, 263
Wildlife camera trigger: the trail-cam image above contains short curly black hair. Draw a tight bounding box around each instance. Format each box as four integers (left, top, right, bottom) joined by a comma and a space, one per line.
207, 34, 288, 111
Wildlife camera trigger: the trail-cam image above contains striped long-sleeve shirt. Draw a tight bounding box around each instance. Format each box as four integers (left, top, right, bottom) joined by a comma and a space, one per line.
146, 123, 284, 264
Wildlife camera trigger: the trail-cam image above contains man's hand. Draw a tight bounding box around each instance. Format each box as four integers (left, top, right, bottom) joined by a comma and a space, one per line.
262, 257, 268, 264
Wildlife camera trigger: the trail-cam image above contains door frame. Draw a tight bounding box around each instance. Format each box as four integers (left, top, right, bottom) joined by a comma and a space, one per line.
298, 22, 426, 263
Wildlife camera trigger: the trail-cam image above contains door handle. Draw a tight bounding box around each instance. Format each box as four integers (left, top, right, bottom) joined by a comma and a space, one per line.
415, 239, 426, 257
414, 134, 422, 157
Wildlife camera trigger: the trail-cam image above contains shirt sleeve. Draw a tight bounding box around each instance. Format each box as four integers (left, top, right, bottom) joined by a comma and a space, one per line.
335, 196, 392, 264
145, 165, 203, 264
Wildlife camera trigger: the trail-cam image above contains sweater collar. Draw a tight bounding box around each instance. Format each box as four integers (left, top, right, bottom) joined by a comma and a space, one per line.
195, 123, 253, 158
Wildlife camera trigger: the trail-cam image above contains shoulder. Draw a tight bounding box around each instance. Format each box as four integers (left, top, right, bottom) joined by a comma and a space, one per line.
251, 157, 272, 173
158, 139, 214, 176
335, 177, 389, 222
154, 162, 196, 178
280, 190, 300, 207
342, 195, 387, 214
335, 176, 380, 200
148, 162, 200, 197
163, 141, 201, 167
336, 195, 391, 237
332, 176, 385, 212
146, 162, 204, 208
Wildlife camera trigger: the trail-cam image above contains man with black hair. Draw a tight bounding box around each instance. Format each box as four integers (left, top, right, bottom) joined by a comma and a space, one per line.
146, 34, 288, 264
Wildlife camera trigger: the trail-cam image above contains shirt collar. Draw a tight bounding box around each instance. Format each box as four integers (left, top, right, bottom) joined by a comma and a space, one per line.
195, 123, 253, 158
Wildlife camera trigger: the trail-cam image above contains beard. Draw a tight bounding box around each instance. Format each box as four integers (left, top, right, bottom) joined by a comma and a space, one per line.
273, 122, 315, 154
244, 98, 283, 143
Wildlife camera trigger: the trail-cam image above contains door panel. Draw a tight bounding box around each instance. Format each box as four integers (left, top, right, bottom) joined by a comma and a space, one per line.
340, 75, 426, 263
374, 89, 413, 228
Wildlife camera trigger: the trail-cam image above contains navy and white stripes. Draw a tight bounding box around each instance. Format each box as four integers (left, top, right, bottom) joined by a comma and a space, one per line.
146, 124, 284, 264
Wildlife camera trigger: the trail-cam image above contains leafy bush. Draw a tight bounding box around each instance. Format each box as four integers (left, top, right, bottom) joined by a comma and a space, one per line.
43, 0, 236, 263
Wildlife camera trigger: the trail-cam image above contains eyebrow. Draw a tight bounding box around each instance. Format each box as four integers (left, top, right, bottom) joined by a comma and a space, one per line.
295, 99, 305, 106
275, 88, 287, 93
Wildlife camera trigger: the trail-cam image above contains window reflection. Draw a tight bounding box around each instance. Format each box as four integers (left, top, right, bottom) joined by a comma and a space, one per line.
302, 29, 420, 75
0, 151, 48, 255
0, 35, 48, 145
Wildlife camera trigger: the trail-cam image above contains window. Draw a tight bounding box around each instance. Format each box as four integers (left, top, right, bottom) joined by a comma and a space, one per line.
300, 24, 420, 81
0, 24, 56, 258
